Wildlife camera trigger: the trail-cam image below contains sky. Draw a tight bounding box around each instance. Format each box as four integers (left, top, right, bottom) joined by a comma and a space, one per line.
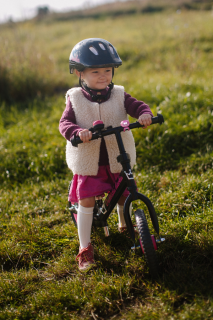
0, 0, 113, 23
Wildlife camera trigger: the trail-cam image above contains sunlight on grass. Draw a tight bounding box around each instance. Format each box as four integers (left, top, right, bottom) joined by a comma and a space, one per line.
0, 8, 213, 320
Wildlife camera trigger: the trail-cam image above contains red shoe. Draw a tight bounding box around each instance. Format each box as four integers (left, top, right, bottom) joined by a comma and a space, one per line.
76, 243, 95, 271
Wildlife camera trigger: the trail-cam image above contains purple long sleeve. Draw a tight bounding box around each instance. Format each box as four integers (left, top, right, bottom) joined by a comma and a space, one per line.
59, 88, 153, 166
59, 99, 82, 141
124, 92, 153, 118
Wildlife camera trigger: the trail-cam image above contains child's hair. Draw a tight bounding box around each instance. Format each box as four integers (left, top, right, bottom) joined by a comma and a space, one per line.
69, 38, 122, 74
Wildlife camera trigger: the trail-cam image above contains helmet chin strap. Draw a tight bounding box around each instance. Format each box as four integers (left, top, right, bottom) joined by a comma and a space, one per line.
79, 69, 114, 102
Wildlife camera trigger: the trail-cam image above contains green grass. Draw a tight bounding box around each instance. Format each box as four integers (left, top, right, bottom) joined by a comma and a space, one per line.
0, 8, 213, 320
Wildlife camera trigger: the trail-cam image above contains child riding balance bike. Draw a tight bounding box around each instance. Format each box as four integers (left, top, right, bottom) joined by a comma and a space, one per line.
59, 38, 164, 275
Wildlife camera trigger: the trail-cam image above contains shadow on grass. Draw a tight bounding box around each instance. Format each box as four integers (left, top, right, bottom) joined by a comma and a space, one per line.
158, 235, 213, 297
92, 228, 134, 272
93, 227, 213, 292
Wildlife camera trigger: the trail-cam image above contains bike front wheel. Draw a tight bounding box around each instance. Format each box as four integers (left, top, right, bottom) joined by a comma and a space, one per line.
134, 209, 159, 278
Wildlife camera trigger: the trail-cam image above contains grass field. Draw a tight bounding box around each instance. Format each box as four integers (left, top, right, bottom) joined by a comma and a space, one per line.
0, 7, 213, 319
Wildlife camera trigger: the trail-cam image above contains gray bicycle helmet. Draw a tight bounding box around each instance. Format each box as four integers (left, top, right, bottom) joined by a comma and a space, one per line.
69, 38, 122, 74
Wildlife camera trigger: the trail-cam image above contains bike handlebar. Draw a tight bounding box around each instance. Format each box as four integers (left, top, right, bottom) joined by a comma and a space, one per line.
71, 113, 164, 147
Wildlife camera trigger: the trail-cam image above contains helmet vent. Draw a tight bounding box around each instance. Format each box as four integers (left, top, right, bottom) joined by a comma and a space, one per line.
89, 46, 98, 55
99, 43, 106, 50
109, 45, 114, 54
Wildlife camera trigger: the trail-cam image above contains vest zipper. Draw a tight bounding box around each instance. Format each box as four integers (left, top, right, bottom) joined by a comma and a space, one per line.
98, 103, 101, 121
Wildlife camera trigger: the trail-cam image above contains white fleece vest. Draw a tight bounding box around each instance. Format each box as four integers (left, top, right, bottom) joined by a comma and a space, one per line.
66, 85, 136, 176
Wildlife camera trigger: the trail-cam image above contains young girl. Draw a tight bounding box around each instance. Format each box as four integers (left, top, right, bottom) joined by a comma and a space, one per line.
59, 38, 153, 271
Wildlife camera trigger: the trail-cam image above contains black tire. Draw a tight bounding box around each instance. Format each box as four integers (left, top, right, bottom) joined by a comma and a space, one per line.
68, 180, 78, 227
135, 209, 159, 278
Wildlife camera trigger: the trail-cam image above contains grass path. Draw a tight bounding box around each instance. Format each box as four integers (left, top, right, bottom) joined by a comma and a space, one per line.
0, 9, 213, 319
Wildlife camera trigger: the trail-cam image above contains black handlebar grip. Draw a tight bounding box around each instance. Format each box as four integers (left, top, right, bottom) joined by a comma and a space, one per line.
152, 113, 164, 125
71, 133, 83, 147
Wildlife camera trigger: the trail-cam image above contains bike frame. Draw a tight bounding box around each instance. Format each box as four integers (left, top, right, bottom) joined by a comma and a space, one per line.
71, 114, 164, 243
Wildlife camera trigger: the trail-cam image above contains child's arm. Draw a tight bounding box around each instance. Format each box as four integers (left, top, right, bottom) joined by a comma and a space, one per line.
59, 99, 83, 141
59, 99, 92, 143
124, 92, 153, 129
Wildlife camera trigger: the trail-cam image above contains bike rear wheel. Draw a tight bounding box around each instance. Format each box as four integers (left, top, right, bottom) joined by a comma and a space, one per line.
134, 209, 159, 278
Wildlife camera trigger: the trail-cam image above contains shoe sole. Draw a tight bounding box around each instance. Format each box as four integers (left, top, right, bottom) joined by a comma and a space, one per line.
79, 262, 96, 272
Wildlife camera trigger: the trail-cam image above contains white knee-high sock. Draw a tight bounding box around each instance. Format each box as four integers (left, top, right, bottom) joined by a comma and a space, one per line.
117, 204, 126, 227
117, 203, 132, 227
77, 204, 93, 249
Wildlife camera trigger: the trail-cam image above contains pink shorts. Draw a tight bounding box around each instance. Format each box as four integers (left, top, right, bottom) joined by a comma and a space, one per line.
68, 165, 129, 203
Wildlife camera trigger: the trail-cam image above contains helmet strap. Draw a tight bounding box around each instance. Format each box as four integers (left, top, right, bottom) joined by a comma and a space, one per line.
82, 82, 114, 102
79, 73, 82, 88
79, 69, 114, 102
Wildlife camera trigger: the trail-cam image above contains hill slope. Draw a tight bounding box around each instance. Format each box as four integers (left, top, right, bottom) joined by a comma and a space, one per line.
0, 9, 213, 320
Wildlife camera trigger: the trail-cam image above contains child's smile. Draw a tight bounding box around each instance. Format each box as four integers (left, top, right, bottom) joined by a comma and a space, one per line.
81, 67, 113, 90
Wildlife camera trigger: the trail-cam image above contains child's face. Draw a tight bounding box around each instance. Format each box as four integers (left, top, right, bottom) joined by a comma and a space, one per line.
77, 67, 113, 90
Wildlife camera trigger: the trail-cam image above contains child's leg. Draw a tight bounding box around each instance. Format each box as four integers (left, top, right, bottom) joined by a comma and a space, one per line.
117, 195, 132, 230
76, 197, 96, 271
79, 197, 95, 209
118, 195, 126, 206
117, 195, 126, 228
77, 197, 95, 248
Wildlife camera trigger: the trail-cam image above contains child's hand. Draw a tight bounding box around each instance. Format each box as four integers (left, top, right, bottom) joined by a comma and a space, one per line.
138, 114, 152, 129
79, 129, 92, 143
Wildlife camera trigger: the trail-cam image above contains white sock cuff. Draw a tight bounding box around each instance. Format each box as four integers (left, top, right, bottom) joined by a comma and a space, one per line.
78, 204, 94, 215
117, 204, 124, 210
